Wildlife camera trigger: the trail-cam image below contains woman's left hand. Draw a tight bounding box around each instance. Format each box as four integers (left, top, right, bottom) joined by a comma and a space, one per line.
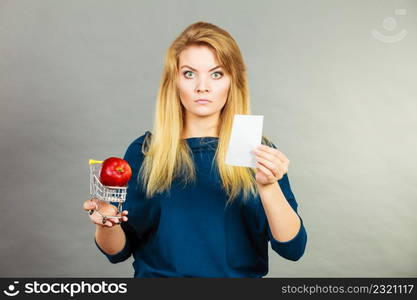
252, 144, 290, 186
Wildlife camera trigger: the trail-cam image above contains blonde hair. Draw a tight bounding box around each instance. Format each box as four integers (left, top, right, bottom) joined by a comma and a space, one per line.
139, 21, 275, 206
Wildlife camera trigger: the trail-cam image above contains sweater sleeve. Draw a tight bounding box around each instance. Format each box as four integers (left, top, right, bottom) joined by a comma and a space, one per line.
259, 138, 307, 261
267, 173, 307, 261
262, 174, 307, 261
94, 221, 140, 264
93, 133, 148, 263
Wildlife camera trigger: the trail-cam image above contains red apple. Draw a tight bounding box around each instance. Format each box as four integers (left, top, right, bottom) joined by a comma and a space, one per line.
99, 157, 132, 187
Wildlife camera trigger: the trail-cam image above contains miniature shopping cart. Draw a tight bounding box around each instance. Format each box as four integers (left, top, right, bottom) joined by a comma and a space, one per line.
89, 159, 127, 223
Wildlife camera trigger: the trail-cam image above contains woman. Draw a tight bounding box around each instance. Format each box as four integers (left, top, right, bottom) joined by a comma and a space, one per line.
83, 21, 307, 278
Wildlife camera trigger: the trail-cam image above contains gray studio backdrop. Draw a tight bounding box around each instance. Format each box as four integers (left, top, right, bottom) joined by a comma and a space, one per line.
0, 0, 416, 277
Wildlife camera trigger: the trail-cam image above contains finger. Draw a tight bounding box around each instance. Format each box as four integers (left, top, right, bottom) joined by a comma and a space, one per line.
104, 219, 114, 227
267, 147, 284, 163
255, 145, 285, 163
83, 198, 98, 211
89, 210, 102, 225
114, 214, 127, 224
114, 210, 128, 223
89, 209, 106, 225
87, 201, 99, 216
117, 211, 128, 222
100, 215, 115, 227
105, 210, 126, 224
255, 148, 289, 173
255, 155, 279, 177
275, 150, 289, 164
258, 154, 288, 176
89, 210, 110, 227
108, 217, 121, 225
114, 210, 129, 224
253, 147, 279, 164
258, 158, 288, 178
256, 162, 274, 178
272, 149, 289, 165
115, 211, 128, 223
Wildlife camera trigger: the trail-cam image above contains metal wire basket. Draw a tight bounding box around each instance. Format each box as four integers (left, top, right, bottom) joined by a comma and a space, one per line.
89, 159, 127, 223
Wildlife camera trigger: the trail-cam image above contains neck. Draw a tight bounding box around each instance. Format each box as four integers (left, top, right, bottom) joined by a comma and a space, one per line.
182, 112, 220, 139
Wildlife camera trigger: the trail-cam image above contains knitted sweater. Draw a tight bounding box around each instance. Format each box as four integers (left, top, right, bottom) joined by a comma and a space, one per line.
95, 131, 307, 277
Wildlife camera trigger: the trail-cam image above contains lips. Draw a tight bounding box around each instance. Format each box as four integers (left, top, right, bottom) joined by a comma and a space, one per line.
195, 99, 212, 104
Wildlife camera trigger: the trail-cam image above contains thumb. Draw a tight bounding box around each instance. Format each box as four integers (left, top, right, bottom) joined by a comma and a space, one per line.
84, 198, 98, 211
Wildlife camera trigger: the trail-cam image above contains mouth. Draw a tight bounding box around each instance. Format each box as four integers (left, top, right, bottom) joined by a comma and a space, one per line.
195, 99, 212, 104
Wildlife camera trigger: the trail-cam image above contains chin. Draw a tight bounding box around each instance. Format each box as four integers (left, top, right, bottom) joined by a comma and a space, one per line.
190, 110, 218, 117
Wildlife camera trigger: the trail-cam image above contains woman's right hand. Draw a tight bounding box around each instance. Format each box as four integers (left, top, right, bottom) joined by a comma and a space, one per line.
82, 198, 128, 227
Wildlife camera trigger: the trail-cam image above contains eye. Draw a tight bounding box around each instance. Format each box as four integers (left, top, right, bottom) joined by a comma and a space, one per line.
183, 71, 195, 79
212, 71, 223, 79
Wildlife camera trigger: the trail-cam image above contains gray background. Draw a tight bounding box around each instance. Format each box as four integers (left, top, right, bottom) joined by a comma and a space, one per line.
0, 0, 416, 277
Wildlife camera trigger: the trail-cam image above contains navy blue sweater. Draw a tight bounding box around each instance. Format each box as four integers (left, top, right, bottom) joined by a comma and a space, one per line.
94, 131, 307, 277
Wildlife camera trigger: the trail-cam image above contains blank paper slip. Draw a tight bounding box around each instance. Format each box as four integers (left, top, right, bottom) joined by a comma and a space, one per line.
225, 114, 264, 168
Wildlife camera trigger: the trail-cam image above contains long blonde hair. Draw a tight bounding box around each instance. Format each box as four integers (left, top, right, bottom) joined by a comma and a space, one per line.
139, 21, 274, 206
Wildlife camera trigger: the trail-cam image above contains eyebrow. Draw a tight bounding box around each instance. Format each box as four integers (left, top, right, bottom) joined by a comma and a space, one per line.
180, 65, 222, 72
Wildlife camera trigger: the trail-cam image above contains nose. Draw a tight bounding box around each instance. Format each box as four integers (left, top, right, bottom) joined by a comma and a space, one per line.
195, 77, 210, 94
196, 87, 209, 93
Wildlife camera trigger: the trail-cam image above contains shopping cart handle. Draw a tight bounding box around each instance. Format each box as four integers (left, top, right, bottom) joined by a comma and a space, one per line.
89, 159, 103, 165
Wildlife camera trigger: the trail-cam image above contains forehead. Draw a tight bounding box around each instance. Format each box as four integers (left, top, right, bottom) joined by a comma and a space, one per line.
178, 45, 220, 70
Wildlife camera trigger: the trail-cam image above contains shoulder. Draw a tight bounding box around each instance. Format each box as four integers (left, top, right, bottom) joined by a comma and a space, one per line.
261, 135, 278, 149
130, 130, 152, 146
123, 131, 152, 160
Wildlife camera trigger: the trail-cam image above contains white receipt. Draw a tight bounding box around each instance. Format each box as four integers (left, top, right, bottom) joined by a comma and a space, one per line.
225, 114, 264, 168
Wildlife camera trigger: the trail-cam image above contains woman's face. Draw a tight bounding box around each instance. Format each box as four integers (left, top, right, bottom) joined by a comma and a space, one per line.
177, 45, 231, 119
